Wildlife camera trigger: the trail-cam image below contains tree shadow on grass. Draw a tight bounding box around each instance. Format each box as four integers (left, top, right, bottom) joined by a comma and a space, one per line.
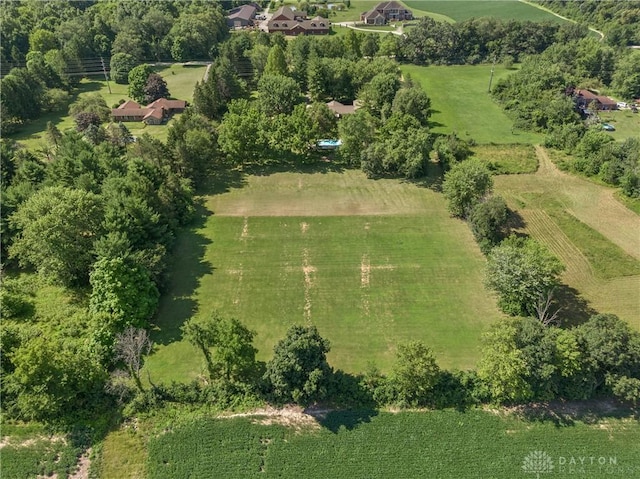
314, 409, 379, 434
405, 162, 444, 192
151, 202, 214, 345
199, 167, 247, 196
512, 399, 638, 427
554, 284, 598, 328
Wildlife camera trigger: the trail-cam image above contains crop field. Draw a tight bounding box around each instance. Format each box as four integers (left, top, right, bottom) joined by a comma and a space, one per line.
400, 64, 544, 144
403, 0, 569, 23
145, 168, 503, 382
146, 409, 640, 479
494, 147, 640, 328
7, 64, 206, 151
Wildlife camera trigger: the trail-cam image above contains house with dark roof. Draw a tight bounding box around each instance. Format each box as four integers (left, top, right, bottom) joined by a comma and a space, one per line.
267, 6, 330, 35
361, 1, 413, 25
227, 4, 257, 29
575, 89, 618, 111
111, 98, 187, 125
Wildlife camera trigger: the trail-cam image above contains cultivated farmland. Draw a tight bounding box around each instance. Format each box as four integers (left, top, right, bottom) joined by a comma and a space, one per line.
146, 409, 640, 479
403, 0, 569, 23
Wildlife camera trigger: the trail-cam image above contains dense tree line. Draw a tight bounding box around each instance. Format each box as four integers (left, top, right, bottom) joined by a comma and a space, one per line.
538, 0, 640, 47
399, 16, 588, 65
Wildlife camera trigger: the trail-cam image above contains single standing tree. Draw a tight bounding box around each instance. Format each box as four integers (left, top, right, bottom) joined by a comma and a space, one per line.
182, 313, 257, 382
263, 44, 288, 76
257, 74, 302, 116
110, 53, 136, 84
114, 327, 153, 392
468, 195, 509, 253
391, 87, 432, 126
392, 341, 440, 406
477, 318, 532, 404
485, 235, 564, 317
263, 325, 332, 404
442, 159, 493, 218
128, 64, 154, 103
143, 73, 169, 104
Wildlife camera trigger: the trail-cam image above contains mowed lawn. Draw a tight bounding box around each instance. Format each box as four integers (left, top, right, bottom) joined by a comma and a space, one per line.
146, 169, 503, 382
494, 147, 640, 329
401, 64, 543, 144
147, 410, 640, 479
7, 64, 206, 150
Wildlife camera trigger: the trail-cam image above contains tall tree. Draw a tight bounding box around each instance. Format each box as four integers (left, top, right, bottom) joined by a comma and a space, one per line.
257, 74, 302, 116
485, 235, 564, 317
9, 186, 104, 286
143, 73, 169, 104
263, 325, 332, 404
442, 159, 493, 218
263, 44, 288, 76
128, 64, 154, 103
391, 341, 440, 407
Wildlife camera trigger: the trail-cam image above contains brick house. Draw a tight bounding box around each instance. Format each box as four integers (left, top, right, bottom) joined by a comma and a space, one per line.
267, 6, 330, 35
111, 98, 187, 125
575, 89, 618, 111
361, 1, 413, 25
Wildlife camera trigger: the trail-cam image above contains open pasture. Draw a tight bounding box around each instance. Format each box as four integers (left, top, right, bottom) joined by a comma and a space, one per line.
146, 168, 503, 382
146, 409, 640, 479
401, 64, 543, 145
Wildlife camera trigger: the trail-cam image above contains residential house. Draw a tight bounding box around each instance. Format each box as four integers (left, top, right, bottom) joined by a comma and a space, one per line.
267, 6, 330, 35
326, 100, 358, 118
111, 98, 187, 125
226, 4, 257, 29
575, 89, 618, 111
361, 1, 412, 25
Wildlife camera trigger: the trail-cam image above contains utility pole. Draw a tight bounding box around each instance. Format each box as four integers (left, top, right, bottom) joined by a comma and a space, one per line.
101, 56, 112, 94
487, 55, 497, 93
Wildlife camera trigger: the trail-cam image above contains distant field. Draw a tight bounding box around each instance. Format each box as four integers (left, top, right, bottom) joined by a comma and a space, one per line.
146, 409, 640, 479
7, 64, 205, 151
404, 0, 568, 23
401, 64, 543, 144
145, 168, 502, 383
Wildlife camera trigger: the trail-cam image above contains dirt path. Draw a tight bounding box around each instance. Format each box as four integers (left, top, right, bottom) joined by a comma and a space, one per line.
534, 146, 640, 261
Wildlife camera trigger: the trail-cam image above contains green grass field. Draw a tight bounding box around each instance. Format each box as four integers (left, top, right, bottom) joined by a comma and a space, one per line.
401, 64, 544, 144
7, 64, 206, 151
403, 0, 568, 23
494, 147, 640, 328
146, 409, 640, 479
471, 143, 538, 174
597, 109, 640, 141
145, 168, 503, 383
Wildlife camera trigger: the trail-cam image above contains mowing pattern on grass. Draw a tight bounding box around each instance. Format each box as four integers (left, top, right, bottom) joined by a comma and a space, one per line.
400, 65, 543, 145
147, 169, 502, 381
404, 0, 569, 23
494, 147, 640, 327
147, 410, 640, 479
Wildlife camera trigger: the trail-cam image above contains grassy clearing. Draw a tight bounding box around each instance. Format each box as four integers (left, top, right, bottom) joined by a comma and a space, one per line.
146, 168, 502, 382
401, 64, 543, 145
471, 143, 538, 174
494, 147, 640, 327
596, 109, 640, 141
6, 64, 205, 151
97, 428, 147, 479
146, 409, 640, 479
403, 0, 569, 23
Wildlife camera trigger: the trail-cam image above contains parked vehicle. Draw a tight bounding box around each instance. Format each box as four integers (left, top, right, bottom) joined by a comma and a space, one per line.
601, 123, 615, 131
